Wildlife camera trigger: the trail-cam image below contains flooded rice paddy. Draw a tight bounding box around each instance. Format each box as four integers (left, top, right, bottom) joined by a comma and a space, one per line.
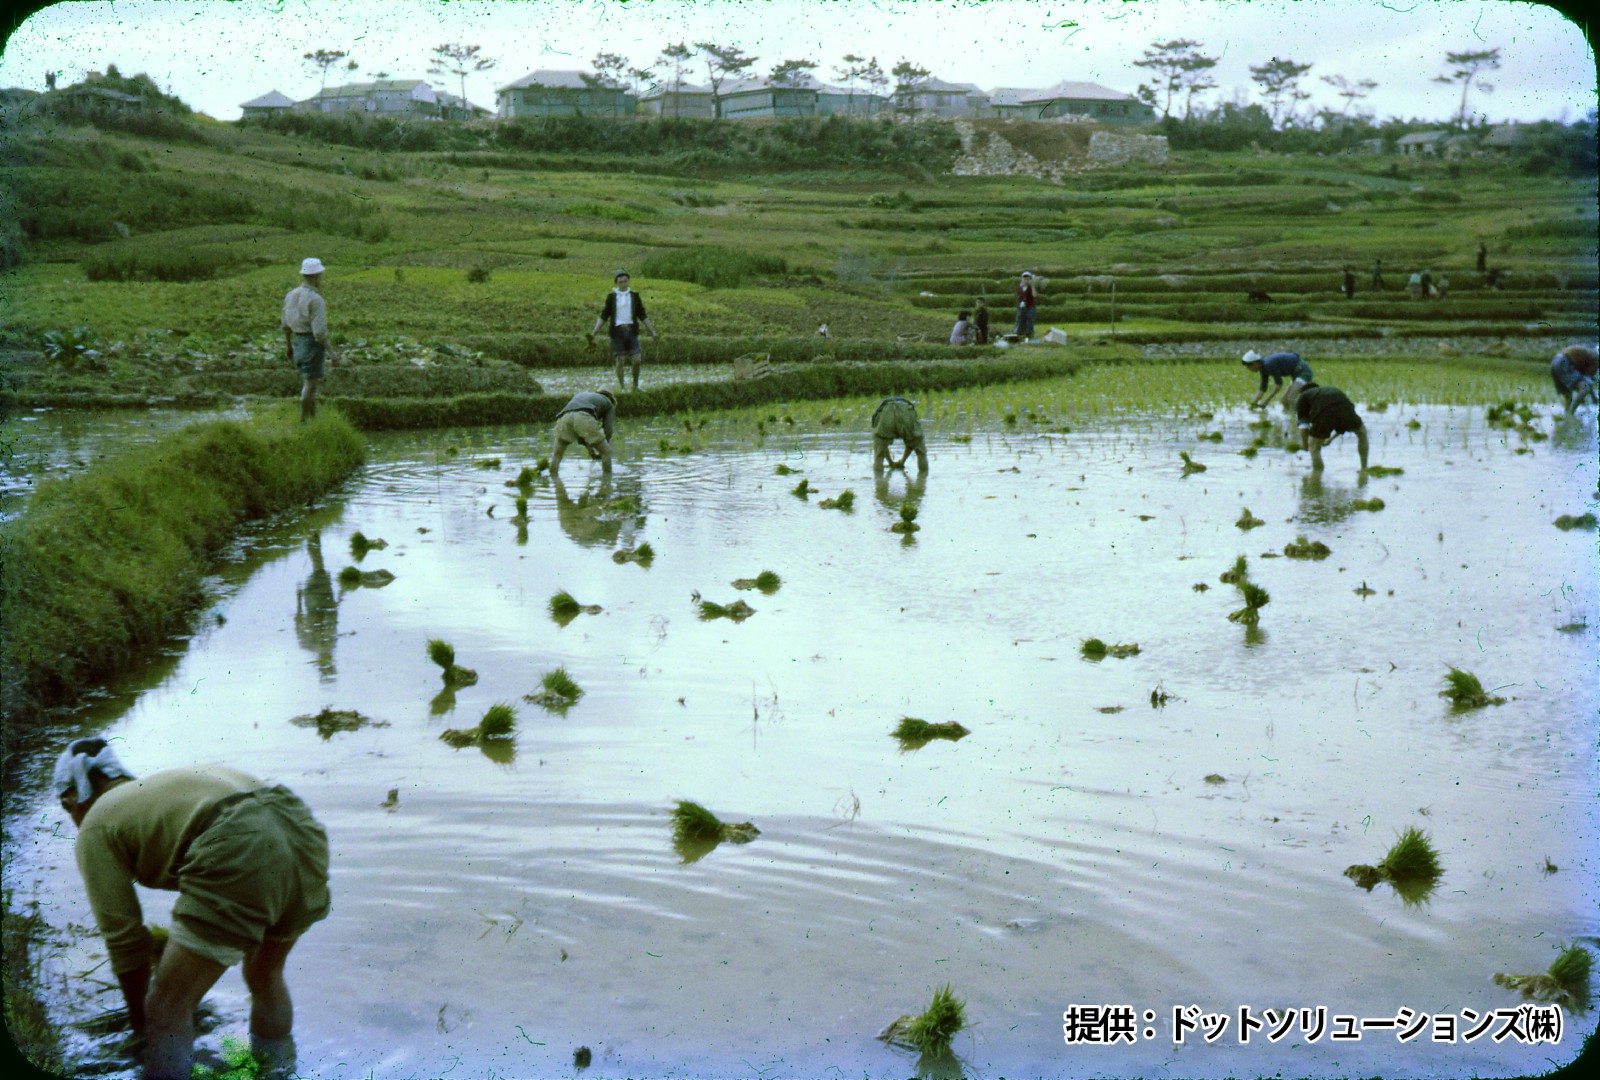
5, 400, 1598, 1079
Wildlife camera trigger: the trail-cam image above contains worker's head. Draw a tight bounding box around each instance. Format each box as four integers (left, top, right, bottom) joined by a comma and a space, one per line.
1241, 349, 1263, 370
299, 256, 325, 283
614, 270, 630, 290
958, 310, 971, 321
53, 737, 134, 823
597, 388, 617, 405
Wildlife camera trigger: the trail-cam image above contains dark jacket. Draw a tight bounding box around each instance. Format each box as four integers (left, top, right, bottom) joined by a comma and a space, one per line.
599, 290, 648, 332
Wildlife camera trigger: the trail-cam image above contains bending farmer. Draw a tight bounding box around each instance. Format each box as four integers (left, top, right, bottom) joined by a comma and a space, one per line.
550, 388, 618, 474
1241, 349, 1313, 409
1550, 344, 1598, 414
1294, 384, 1369, 473
590, 270, 658, 392
57, 738, 330, 1080
871, 396, 928, 472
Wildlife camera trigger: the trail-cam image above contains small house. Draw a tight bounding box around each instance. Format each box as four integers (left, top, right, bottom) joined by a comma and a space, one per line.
239, 90, 294, 119
496, 70, 634, 118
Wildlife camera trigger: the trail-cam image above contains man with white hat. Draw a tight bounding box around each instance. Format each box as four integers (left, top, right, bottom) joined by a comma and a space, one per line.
281, 257, 331, 421
1240, 348, 1314, 410
54, 737, 330, 1080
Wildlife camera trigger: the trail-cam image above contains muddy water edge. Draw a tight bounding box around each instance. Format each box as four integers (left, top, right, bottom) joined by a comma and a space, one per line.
3, 397, 1597, 1079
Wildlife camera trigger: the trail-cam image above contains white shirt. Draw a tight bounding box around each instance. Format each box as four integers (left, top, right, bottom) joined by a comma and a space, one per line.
282, 284, 328, 342
614, 288, 634, 326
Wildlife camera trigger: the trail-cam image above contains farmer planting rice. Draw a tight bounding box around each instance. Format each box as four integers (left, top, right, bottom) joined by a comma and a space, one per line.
1295, 383, 1370, 472
280, 257, 330, 422
589, 269, 658, 392
1549, 344, 1598, 414
55, 738, 330, 1080
1241, 349, 1314, 409
871, 396, 928, 472
549, 388, 618, 474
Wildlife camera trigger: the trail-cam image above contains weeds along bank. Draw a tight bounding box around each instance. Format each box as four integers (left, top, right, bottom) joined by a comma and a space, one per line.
0, 408, 365, 722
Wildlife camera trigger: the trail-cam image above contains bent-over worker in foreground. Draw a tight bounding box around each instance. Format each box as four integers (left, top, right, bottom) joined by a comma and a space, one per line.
57, 737, 330, 1080
1294, 384, 1369, 473
871, 396, 928, 472
550, 388, 618, 474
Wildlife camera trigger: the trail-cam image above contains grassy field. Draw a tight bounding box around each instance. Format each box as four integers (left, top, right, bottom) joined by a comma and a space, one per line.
1, 110, 1594, 414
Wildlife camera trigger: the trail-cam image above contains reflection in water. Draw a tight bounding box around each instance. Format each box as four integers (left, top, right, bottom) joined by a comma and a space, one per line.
552, 473, 646, 550
293, 531, 338, 680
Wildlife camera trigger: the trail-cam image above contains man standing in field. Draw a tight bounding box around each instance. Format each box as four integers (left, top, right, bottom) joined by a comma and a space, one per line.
56, 737, 330, 1080
1241, 349, 1314, 410
1294, 384, 1369, 473
590, 270, 659, 392
1013, 272, 1038, 341
871, 395, 928, 472
550, 388, 618, 474
282, 257, 330, 421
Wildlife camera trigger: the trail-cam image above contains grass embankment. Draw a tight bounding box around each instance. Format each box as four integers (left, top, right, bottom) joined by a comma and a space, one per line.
0, 408, 365, 718
2, 896, 65, 1078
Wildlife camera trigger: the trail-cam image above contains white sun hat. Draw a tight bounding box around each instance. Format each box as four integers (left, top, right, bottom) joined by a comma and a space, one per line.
300, 257, 325, 275
1241, 350, 1262, 365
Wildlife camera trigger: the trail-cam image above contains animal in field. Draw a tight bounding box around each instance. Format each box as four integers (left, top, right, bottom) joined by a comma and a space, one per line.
1246, 289, 1275, 303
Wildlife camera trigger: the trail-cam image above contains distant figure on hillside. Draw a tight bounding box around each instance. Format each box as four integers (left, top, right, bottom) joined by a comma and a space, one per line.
281, 257, 331, 421
45, 70, 56, 91
1241, 349, 1314, 410
589, 270, 658, 392
871, 396, 928, 472
1550, 344, 1598, 414
1487, 267, 1503, 290
1407, 271, 1423, 300
1419, 269, 1433, 300
1476, 241, 1488, 272
950, 311, 977, 346
1371, 258, 1385, 289
550, 389, 617, 474
1014, 272, 1038, 341
1342, 267, 1356, 300
1436, 275, 1449, 300
973, 297, 989, 344
1295, 384, 1369, 473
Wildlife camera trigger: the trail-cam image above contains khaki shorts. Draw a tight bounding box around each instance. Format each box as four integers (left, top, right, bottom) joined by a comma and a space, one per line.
169, 787, 331, 967
554, 410, 605, 448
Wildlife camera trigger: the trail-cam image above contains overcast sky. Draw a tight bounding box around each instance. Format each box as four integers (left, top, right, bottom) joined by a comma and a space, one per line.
0, 0, 1593, 125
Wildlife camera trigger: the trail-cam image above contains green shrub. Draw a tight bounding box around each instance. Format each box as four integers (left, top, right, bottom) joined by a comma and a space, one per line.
640, 245, 787, 289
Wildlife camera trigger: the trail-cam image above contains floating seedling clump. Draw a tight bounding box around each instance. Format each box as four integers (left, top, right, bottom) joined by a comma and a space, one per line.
1283, 536, 1331, 560
889, 502, 921, 534
877, 984, 968, 1056
1344, 825, 1443, 904
1228, 582, 1270, 625
1494, 945, 1594, 1014
1219, 556, 1250, 585
349, 531, 388, 559
612, 542, 656, 565
290, 707, 389, 740
669, 800, 760, 860
440, 702, 518, 748
892, 716, 971, 750
818, 489, 856, 510
1179, 451, 1207, 475
1553, 513, 1598, 531
698, 598, 756, 621
1351, 498, 1386, 512
427, 638, 478, 688
1439, 666, 1507, 709
525, 667, 584, 712
338, 566, 395, 589
790, 478, 812, 498
1235, 508, 1264, 530
1364, 465, 1403, 477
549, 590, 602, 624
774, 463, 800, 475
1081, 638, 1140, 660
732, 570, 782, 593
